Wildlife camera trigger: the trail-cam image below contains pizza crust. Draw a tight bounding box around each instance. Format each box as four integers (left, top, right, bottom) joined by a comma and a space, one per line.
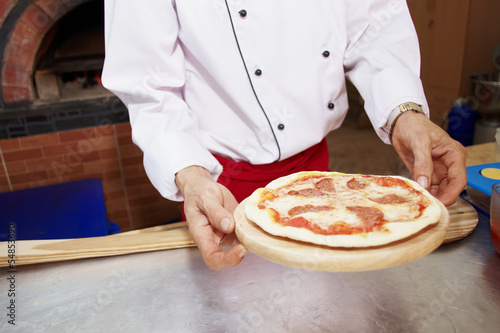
244, 171, 442, 248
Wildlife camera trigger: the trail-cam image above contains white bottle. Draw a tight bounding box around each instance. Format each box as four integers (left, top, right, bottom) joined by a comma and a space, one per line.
495, 128, 500, 161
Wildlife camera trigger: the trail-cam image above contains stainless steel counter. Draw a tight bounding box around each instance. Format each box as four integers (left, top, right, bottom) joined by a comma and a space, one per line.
1, 216, 499, 332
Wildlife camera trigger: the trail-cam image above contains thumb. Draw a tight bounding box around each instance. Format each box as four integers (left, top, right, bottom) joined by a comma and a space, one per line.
208, 208, 235, 234
204, 187, 238, 234
412, 141, 433, 190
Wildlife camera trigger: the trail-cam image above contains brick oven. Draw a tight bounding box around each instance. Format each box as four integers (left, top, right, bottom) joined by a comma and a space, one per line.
0, 0, 181, 232
0, 0, 128, 137
2, 0, 106, 103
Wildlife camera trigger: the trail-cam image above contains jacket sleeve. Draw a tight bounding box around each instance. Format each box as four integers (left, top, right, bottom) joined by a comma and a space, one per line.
343, 0, 430, 144
101, 0, 222, 201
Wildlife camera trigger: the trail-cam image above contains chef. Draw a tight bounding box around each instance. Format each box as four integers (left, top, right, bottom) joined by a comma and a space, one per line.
102, 0, 467, 270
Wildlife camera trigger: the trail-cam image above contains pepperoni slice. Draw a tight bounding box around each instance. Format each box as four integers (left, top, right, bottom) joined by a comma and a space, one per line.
347, 206, 384, 224
375, 177, 408, 188
315, 178, 335, 192
282, 217, 355, 235
288, 204, 334, 217
347, 177, 368, 190
374, 177, 422, 195
369, 194, 408, 204
287, 188, 326, 197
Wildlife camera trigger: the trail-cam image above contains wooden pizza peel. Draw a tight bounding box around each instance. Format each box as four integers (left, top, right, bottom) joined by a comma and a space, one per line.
0, 199, 477, 268
442, 197, 479, 243
0, 221, 195, 267
234, 197, 478, 272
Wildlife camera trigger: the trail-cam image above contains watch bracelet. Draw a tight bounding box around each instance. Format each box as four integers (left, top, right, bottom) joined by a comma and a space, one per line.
387, 102, 425, 142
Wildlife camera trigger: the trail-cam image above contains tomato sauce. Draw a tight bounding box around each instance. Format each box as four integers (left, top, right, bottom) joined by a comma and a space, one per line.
491, 226, 500, 255
286, 216, 310, 229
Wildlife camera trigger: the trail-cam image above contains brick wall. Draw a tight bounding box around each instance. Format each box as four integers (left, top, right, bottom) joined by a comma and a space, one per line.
0, 1, 16, 27
0, 123, 182, 232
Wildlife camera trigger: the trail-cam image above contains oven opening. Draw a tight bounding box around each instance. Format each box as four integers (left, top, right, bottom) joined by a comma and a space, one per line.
33, 0, 111, 103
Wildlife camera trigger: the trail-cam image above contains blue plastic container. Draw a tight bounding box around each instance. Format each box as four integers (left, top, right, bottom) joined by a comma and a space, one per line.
0, 178, 120, 241
447, 98, 477, 146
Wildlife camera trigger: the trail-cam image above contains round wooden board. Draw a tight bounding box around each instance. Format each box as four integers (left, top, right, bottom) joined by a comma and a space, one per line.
234, 199, 450, 272
443, 197, 478, 243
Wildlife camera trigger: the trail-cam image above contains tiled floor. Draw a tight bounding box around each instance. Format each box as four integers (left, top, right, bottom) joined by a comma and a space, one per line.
326, 122, 411, 178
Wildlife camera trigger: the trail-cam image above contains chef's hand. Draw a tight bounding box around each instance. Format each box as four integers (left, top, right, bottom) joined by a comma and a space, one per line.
175, 166, 247, 270
391, 111, 467, 206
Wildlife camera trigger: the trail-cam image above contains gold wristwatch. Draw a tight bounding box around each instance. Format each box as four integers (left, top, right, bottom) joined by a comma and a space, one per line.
387, 102, 425, 141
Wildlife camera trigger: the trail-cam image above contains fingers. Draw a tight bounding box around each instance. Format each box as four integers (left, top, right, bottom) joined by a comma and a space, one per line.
391, 113, 467, 206
197, 189, 237, 234
390, 111, 434, 189
431, 147, 468, 207
411, 138, 433, 190
431, 172, 464, 206
188, 217, 247, 270
394, 127, 434, 190
206, 185, 239, 234
176, 167, 246, 270
203, 243, 247, 271
184, 191, 246, 270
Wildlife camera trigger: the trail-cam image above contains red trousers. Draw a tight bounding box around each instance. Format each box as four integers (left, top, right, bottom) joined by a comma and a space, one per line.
214, 138, 330, 203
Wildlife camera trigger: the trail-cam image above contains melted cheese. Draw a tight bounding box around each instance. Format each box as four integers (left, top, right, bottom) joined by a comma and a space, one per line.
260, 174, 428, 232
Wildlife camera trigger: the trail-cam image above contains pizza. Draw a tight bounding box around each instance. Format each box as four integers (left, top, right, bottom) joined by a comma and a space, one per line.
244, 171, 442, 248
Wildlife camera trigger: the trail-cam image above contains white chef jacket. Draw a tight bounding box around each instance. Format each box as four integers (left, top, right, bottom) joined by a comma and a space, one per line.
102, 0, 429, 201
